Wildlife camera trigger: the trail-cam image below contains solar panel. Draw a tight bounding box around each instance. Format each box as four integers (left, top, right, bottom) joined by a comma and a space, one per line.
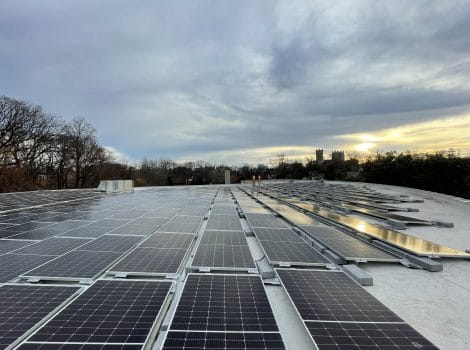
1, 222, 52, 233
305, 321, 438, 350
140, 232, 195, 249
129, 217, 168, 227
163, 331, 286, 349
17, 344, 142, 350
59, 225, 112, 238
108, 210, 150, 220
44, 220, 93, 232
109, 247, 189, 274
106, 224, 156, 236
0, 230, 19, 239
9, 228, 61, 241
200, 231, 247, 246
27, 280, 172, 347
178, 207, 209, 216
253, 227, 304, 243
299, 225, 399, 261
210, 206, 238, 215
23, 250, 123, 280
0, 239, 36, 255
192, 244, 255, 269
77, 235, 142, 253
158, 221, 202, 234
144, 208, 180, 218
13, 237, 91, 256
0, 284, 80, 350
165, 215, 204, 225
276, 269, 402, 322
91, 218, 131, 228
0, 254, 54, 283
205, 215, 242, 231
169, 274, 279, 332
259, 240, 328, 265
245, 213, 288, 228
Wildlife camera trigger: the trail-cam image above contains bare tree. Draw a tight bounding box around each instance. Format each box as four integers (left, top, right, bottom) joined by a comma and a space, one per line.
0, 96, 60, 189
62, 117, 109, 188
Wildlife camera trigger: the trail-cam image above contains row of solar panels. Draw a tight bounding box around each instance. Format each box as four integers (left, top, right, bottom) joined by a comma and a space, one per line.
244, 187, 470, 259
1, 269, 437, 349
265, 182, 435, 225
233, 189, 401, 265
0, 187, 221, 284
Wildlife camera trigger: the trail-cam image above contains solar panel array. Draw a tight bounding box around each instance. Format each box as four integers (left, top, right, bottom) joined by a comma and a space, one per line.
259, 182, 469, 258
276, 269, 438, 349
162, 274, 285, 349
0, 185, 442, 349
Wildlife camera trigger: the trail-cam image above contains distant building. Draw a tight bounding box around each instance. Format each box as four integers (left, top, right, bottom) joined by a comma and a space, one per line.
315, 149, 324, 163
331, 150, 345, 162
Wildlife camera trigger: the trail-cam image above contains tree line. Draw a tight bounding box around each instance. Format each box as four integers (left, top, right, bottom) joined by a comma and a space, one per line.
361, 152, 470, 199
0, 95, 128, 192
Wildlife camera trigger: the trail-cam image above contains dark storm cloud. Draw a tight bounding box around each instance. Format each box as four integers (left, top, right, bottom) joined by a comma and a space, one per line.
1, 0, 469, 164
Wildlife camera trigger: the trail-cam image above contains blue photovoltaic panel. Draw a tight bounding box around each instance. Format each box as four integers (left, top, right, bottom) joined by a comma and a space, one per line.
299, 225, 398, 261
140, 232, 194, 249
191, 244, 255, 269
109, 247, 189, 274
0, 284, 80, 350
13, 237, 91, 256
276, 269, 402, 322
245, 213, 288, 228
305, 322, 438, 350
163, 274, 285, 349
0, 239, 36, 255
163, 331, 285, 349
259, 240, 328, 265
276, 269, 438, 350
200, 231, 247, 246
59, 225, 112, 238
23, 250, 123, 280
0, 254, 54, 283
77, 235, 142, 253
27, 280, 172, 346
205, 215, 242, 231
253, 227, 304, 243
169, 274, 279, 332
17, 344, 142, 350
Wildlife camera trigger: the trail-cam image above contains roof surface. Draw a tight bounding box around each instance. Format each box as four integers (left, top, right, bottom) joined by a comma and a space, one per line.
0, 181, 468, 349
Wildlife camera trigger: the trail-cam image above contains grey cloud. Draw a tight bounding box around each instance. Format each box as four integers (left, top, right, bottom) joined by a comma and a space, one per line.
1, 0, 469, 163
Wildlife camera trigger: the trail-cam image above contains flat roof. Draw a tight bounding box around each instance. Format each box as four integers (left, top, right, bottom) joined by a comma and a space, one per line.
0, 182, 468, 349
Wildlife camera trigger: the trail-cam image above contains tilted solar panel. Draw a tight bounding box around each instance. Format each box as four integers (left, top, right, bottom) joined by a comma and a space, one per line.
0, 284, 80, 350
26, 280, 172, 347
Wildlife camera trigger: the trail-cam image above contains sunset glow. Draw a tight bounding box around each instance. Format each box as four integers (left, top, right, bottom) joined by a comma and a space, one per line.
339, 114, 470, 157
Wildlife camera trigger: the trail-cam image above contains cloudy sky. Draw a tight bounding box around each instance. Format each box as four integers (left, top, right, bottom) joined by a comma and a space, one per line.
1, 0, 469, 165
